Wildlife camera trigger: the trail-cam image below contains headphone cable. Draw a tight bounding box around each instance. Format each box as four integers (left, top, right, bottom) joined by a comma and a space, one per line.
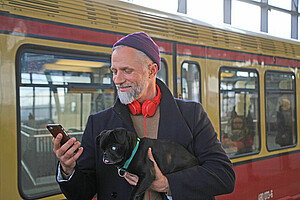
143, 115, 151, 200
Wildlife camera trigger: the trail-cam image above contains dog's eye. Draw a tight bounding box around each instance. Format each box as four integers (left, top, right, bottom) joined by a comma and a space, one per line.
111, 146, 117, 151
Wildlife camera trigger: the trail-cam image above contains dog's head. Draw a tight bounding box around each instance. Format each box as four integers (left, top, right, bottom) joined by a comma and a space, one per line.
97, 128, 137, 166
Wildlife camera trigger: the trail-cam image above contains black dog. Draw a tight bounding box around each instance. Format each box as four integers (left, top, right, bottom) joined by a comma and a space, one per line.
97, 128, 198, 200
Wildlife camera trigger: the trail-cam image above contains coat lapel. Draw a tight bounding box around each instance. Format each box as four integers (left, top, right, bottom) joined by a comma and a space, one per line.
112, 98, 136, 133
157, 80, 194, 149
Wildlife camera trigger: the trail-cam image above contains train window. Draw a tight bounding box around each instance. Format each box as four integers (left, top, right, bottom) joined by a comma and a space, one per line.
219, 67, 260, 158
181, 62, 201, 102
17, 49, 114, 199
157, 59, 168, 85
265, 71, 297, 150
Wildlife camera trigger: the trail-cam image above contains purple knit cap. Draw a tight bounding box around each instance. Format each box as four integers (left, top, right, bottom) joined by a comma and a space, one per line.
113, 32, 161, 70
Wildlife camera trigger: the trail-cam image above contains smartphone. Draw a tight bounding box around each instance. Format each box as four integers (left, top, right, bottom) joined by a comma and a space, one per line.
47, 124, 70, 146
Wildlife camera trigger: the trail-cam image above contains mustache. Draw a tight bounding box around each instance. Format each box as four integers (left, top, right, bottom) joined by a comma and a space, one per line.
115, 83, 134, 91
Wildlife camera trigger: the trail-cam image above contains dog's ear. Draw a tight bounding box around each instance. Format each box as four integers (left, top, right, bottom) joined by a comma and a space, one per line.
97, 130, 109, 148
126, 130, 138, 148
112, 128, 127, 144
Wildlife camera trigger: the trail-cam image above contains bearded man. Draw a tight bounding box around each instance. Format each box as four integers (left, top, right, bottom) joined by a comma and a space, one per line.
53, 32, 235, 200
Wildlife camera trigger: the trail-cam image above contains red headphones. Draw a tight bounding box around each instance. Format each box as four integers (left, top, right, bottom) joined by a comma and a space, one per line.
128, 84, 161, 117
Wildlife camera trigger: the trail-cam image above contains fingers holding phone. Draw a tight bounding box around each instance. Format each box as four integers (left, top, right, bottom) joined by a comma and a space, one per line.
54, 135, 83, 175
49, 124, 83, 175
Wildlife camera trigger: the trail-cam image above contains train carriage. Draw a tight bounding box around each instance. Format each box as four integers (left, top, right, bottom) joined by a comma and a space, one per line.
0, 0, 299, 199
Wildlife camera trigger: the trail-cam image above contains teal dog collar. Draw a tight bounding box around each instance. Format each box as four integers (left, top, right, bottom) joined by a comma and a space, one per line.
118, 138, 140, 177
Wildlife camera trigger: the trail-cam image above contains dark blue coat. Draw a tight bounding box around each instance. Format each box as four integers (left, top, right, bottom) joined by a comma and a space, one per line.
58, 79, 235, 200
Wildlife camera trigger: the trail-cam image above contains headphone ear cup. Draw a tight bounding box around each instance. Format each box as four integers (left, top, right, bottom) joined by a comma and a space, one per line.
128, 101, 142, 115
128, 84, 161, 117
142, 100, 157, 117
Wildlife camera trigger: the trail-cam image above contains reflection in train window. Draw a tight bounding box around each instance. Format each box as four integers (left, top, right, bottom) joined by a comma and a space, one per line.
181, 62, 201, 102
265, 71, 297, 150
18, 51, 114, 198
219, 67, 260, 158
157, 59, 168, 85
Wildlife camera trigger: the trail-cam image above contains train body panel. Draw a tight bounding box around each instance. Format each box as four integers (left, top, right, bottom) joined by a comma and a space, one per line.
218, 152, 300, 200
0, 0, 299, 199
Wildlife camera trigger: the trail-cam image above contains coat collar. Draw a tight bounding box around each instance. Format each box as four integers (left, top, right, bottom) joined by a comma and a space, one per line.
156, 80, 193, 144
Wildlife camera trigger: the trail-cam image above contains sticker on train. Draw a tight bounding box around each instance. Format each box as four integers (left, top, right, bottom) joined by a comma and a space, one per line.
258, 190, 273, 200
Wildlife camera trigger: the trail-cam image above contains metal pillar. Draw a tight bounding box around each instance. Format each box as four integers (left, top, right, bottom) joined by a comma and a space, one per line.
177, 0, 187, 14
261, 0, 268, 33
224, 0, 232, 24
291, 0, 298, 39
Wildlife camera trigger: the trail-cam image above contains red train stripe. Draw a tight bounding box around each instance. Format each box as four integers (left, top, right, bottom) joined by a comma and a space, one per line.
0, 15, 121, 45
1, 15, 299, 67
156, 41, 173, 54
0, 15, 173, 53
177, 44, 300, 68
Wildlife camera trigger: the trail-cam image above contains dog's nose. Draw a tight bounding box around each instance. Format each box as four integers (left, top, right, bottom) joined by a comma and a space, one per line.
111, 192, 117, 198
103, 152, 110, 159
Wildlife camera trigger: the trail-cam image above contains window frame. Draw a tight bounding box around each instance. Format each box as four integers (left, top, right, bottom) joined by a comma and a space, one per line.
219, 66, 261, 159
15, 44, 112, 199
180, 61, 201, 102
157, 58, 169, 86
264, 70, 298, 152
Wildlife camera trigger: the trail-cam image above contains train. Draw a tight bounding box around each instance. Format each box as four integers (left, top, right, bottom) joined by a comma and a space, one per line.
0, 0, 299, 199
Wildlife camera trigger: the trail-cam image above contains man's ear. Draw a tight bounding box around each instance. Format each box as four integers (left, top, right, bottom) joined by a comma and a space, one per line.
148, 63, 158, 79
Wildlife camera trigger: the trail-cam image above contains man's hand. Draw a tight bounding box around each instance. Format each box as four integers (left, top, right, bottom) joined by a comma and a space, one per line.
124, 172, 139, 186
124, 148, 169, 193
52, 133, 83, 176
148, 148, 169, 193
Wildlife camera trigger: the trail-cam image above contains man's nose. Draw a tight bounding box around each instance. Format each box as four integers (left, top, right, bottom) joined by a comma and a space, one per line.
113, 72, 125, 85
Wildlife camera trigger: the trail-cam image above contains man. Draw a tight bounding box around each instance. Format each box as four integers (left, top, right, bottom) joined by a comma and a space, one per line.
53, 32, 235, 200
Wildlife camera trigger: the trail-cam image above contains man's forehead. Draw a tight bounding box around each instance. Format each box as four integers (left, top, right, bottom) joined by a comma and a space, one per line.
111, 54, 142, 70
110, 65, 134, 70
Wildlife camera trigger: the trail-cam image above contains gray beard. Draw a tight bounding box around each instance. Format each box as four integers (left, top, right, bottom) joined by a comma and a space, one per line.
116, 79, 148, 105
117, 84, 136, 105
